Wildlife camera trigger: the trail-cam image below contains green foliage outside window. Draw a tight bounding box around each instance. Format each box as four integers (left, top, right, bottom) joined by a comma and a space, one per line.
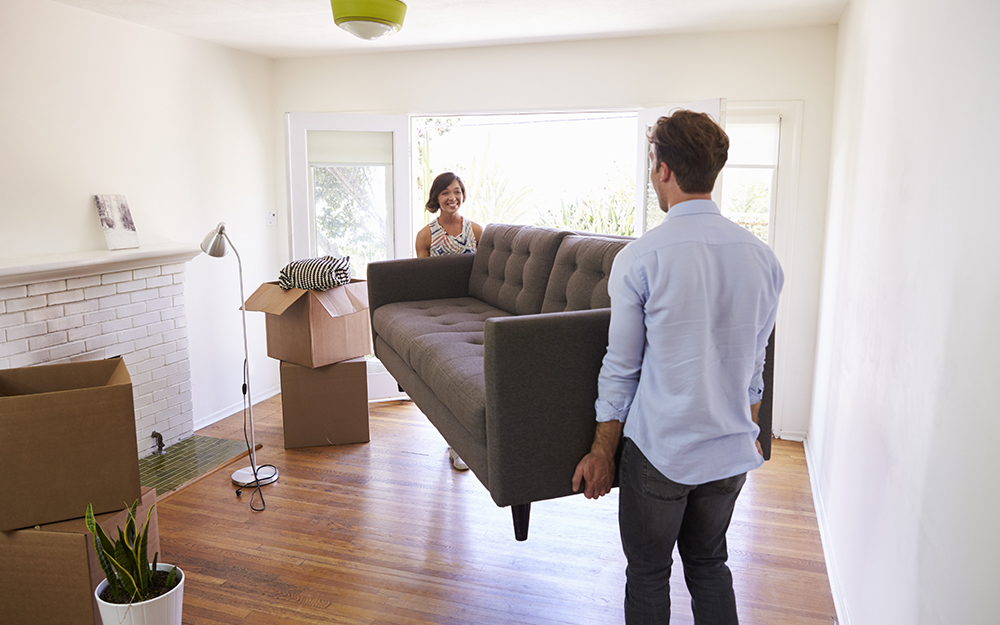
312, 165, 387, 278
538, 168, 635, 237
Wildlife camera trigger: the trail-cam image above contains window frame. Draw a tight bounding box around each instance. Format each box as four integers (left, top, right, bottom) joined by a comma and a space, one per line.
724, 101, 805, 439
285, 113, 411, 262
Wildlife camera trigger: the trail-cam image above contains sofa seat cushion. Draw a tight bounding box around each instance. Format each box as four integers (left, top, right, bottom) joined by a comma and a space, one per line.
372, 297, 511, 442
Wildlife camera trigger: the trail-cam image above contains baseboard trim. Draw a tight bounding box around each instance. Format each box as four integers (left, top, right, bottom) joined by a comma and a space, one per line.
804, 436, 851, 625
776, 429, 807, 442
193, 384, 280, 432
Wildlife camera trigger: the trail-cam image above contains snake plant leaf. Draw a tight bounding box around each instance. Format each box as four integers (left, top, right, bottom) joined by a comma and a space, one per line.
124, 508, 137, 550
165, 565, 179, 590
85, 503, 121, 597
113, 534, 139, 598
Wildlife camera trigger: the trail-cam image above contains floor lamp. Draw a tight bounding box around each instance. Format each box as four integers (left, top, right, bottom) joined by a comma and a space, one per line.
200, 222, 279, 487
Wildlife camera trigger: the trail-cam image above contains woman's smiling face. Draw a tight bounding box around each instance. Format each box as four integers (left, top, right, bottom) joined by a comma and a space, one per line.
437, 180, 464, 215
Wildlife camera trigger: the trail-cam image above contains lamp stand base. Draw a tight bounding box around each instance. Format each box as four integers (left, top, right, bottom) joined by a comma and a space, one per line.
232, 465, 278, 487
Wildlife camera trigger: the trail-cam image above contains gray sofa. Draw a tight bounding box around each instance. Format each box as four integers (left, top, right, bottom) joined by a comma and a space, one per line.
367, 223, 774, 540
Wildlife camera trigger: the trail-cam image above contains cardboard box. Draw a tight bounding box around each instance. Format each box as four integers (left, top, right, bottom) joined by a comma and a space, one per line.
0, 357, 141, 532
244, 280, 373, 369
280, 358, 370, 448
0, 487, 159, 625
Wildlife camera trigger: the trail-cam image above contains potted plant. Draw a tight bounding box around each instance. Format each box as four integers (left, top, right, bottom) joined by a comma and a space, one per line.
85, 500, 184, 625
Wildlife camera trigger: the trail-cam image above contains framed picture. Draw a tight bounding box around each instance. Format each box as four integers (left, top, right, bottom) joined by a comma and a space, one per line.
94, 194, 140, 250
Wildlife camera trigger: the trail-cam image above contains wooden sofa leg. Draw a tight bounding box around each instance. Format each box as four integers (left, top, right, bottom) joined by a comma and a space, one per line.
512, 503, 531, 541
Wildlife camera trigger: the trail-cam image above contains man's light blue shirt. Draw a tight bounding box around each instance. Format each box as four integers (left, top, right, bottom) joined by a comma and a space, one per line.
595, 200, 783, 485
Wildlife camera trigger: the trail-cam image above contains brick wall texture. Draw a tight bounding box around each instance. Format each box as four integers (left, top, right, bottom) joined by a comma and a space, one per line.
0, 263, 193, 457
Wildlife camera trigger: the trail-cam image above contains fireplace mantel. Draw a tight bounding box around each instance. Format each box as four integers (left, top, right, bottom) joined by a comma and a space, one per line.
0, 242, 201, 289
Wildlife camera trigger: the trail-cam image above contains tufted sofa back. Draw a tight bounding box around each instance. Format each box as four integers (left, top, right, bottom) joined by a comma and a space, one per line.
469, 224, 570, 315
541, 234, 631, 313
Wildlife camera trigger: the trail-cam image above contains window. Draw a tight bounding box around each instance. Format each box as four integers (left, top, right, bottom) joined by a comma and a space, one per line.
412, 113, 638, 237
285, 113, 410, 270
718, 116, 781, 243
306, 130, 394, 280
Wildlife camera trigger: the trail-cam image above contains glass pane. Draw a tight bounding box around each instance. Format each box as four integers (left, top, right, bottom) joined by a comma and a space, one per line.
413, 114, 636, 236
643, 156, 663, 233
311, 164, 391, 279
726, 123, 779, 166
720, 167, 773, 243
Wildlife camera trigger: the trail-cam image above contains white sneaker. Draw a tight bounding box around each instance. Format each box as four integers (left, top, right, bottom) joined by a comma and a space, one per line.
448, 447, 469, 471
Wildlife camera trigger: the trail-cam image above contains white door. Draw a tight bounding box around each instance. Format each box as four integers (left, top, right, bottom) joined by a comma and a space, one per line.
634, 99, 725, 235
285, 113, 410, 401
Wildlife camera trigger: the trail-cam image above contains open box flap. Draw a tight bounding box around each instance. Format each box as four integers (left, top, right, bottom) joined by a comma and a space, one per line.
0, 357, 129, 396
312, 280, 368, 317
242, 282, 308, 316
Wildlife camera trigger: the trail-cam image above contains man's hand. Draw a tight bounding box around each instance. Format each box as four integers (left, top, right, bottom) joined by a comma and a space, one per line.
572, 420, 623, 500
751, 400, 763, 457
572, 451, 616, 499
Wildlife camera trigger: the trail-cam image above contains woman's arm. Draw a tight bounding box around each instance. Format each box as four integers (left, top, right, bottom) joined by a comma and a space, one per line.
415, 225, 431, 257
471, 221, 484, 245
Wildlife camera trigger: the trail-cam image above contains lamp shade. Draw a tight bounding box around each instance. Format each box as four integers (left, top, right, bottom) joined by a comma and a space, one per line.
332, 0, 406, 41
200, 223, 228, 258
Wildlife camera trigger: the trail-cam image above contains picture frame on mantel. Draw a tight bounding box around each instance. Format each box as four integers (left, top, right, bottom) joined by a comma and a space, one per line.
95, 194, 140, 250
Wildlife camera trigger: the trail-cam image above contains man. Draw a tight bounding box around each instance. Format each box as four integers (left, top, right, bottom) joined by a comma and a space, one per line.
572, 110, 783, 624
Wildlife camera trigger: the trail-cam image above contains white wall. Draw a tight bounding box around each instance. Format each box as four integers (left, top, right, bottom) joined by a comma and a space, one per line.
809, 0, 1000, 622
0, 0, 281, 427
272, 26, 838, 439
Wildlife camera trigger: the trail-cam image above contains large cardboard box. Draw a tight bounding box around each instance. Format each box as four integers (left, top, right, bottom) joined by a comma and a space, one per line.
0, 357, 141, 532
244, 280, 372, 369
280, 358, 370, 448
0, 487, 159, 625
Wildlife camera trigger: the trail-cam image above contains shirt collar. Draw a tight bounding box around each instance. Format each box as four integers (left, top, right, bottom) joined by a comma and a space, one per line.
663, 199, 721, 221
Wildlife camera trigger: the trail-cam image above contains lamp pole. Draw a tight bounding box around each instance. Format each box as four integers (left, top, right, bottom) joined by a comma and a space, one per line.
201, 223, 278, 487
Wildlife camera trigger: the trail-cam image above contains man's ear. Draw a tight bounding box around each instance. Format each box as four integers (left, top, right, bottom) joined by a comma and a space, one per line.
655, 161, 672, 184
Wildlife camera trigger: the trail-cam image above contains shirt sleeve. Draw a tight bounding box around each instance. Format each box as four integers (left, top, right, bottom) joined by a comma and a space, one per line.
595, 246, 647, 423
748, 261, 784, 404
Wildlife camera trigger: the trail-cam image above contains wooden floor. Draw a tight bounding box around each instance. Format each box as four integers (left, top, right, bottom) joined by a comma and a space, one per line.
157, 396, 837, 625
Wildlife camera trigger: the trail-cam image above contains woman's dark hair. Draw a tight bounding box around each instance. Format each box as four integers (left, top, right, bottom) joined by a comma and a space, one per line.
425, 172, 466, 213
647, 110, 729, 194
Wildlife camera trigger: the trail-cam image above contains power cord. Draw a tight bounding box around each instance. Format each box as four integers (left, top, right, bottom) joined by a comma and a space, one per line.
234, 357, 270, 512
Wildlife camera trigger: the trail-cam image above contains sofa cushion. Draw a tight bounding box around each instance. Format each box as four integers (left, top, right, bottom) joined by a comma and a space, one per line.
469, 224, 570, 315
372, 297, 511, 442
541, 235, 631, 313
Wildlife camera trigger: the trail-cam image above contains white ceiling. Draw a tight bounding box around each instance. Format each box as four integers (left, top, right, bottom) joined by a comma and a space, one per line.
53, 0, 847, 59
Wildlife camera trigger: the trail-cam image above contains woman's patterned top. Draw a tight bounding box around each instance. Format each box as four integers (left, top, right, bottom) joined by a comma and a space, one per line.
429, 217, 477, 255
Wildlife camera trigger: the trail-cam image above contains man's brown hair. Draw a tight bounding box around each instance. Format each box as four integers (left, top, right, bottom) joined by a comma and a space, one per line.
647, 110, 729, 194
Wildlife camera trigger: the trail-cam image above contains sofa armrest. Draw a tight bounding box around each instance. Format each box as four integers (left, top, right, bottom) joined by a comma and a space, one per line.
483, 308, 611, 507
367, 255, 475, 313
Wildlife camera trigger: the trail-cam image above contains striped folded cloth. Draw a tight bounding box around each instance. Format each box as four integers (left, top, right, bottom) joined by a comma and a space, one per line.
278, 256, 352, 291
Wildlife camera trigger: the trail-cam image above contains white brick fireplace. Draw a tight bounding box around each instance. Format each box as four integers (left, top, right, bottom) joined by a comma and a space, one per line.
0, 244, 201, 457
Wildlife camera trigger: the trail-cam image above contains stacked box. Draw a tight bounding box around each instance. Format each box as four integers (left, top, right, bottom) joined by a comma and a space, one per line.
0, 357, 141, 531
243, 280, 372, 369
279, 358, 369, 449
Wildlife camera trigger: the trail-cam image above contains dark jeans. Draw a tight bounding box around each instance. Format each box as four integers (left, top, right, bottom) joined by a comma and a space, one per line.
618, 437, 746, 625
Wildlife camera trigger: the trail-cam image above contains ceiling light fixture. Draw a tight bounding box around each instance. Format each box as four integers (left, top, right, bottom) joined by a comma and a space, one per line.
331, 0, 407, 41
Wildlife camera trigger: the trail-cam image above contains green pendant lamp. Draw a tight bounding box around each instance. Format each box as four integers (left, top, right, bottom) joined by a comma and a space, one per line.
331, 0, 407, 41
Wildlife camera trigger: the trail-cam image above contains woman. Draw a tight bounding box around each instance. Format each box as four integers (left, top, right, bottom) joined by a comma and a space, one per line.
415, 172, 483, 258
414, 172, 483, 471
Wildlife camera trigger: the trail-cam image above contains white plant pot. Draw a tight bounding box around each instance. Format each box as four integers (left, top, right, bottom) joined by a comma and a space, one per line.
94, 563, 184, 625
